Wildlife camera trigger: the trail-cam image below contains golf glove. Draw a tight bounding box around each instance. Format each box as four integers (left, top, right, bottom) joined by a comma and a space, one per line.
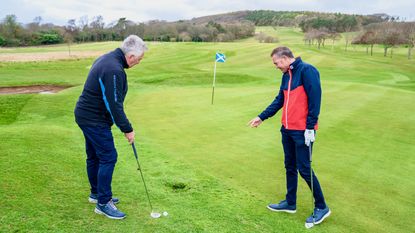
304, 129, 315, 147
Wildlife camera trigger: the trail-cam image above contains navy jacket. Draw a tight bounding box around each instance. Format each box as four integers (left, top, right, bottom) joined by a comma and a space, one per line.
258, 57, 321, 130
74, 48, 133, 133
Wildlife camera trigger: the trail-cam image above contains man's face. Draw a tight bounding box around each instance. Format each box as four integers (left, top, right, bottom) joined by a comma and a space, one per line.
127, 53, 144, 68
272, 55, 290, 73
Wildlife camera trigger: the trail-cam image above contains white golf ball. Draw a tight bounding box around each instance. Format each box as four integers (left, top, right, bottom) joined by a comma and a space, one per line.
163, 211, 168, 216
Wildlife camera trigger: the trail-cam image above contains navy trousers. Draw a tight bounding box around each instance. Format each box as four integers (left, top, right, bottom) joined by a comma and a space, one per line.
79, 125, 118, 204
280, 126, 327, 209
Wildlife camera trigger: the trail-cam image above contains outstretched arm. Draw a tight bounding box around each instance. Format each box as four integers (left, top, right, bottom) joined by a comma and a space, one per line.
248, 89, 284, 128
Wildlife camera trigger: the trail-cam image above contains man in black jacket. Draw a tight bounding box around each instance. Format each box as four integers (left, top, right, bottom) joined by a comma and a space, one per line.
75, 35, 147, 219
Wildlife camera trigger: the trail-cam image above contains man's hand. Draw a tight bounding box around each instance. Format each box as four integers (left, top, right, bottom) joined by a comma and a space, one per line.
247, 117, 263, 128
304, 129, 315, 147
125, 131, 135, 144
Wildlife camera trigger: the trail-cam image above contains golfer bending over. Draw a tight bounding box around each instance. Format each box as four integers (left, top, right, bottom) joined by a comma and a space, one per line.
248, 46, 330, 227
75, 35, 147, 219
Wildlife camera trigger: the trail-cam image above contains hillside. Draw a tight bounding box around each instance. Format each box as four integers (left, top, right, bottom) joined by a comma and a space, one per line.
185, 10, 389, 26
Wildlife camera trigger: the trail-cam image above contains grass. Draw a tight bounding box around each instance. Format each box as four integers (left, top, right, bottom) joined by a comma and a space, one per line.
0, 27, 414, 233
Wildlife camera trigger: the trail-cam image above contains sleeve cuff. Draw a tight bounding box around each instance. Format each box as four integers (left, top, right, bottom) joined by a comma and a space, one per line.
121, 125, 133, 133
258, 114, 266, 121
306, 125, 315, 130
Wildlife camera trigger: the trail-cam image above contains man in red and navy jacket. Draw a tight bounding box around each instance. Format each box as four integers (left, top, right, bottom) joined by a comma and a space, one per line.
248, 47, 330, 227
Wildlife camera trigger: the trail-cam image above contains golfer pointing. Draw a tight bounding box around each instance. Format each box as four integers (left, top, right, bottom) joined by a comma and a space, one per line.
75, 35, 147, 219
248, 46, 330, 227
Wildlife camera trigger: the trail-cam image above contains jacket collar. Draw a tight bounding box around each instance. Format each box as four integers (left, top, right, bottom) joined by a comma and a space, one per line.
289, 57, 302, 71
114, 48, 129, 69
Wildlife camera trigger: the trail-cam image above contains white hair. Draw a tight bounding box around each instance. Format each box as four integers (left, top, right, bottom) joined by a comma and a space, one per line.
120, 35, 148, 56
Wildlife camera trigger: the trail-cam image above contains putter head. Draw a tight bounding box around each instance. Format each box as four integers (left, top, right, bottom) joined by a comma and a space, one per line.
305, 222, 315, 229
305, 215, 316, 229
150, 212, 161, 218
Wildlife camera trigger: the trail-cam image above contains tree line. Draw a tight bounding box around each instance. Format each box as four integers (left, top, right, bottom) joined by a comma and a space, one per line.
296, 13, 415, 59
245, 10, 389, 27
1, 11, 413, 59
0, 11, 390, 47
0, 15, 255, 47
353, 22, 415, 59
245, 10, 415, 59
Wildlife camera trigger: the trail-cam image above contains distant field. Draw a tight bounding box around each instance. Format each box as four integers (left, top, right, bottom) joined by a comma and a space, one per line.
0, 27, 414, 233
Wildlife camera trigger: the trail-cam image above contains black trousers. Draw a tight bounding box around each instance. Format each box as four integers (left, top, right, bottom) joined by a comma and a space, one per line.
281, 126, 327, 209
79, 125, 118, 204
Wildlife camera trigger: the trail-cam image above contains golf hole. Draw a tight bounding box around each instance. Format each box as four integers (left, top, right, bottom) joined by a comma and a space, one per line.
165, 181, 188, 191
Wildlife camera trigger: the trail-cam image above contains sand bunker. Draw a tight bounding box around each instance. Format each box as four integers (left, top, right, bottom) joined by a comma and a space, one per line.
0, 85, 70, 94
0, 51, 104, 62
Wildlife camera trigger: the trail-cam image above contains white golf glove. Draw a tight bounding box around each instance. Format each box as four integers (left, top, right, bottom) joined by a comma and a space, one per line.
304, 129, 315, 147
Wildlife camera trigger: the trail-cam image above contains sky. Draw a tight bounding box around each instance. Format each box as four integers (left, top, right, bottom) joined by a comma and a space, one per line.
0, 0, 414, 25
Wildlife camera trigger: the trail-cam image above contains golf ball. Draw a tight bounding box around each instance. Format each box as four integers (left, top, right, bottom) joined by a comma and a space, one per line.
163, 211, 168, 216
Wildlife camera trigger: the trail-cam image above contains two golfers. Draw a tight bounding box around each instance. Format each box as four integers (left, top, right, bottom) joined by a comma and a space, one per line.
75, 40, 330, 227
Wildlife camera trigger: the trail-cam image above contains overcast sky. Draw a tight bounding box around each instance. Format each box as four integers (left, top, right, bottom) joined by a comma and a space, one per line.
1, 0, 414, 25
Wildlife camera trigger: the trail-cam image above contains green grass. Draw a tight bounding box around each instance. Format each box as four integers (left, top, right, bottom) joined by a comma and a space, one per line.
0, 27, 414, 233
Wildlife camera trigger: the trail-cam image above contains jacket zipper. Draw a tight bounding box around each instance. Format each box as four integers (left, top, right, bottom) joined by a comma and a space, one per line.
286, 69, 292, 129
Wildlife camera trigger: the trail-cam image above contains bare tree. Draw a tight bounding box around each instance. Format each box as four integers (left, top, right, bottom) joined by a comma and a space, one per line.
179, 32, 191, 42
34, 16, 42, 25
305, 29, 329, 49
304, 31, 315, 46
255, 32, 278, 43
403, 22, 415, 59
78, 15, 89, 31
377, 22, 406, 58
90, 15, 105, 41
337, 15, 360, 51
352, 29, 378, 56
255, 32, 267, 43
26, 16, 42, 34
115, 17, 127, 39
327, 32, 341, 50
78, 15, 89, 42
64, 19, 78, 56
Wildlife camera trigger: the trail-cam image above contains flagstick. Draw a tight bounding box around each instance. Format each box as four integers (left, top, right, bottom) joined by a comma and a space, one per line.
211, 59, 217, 105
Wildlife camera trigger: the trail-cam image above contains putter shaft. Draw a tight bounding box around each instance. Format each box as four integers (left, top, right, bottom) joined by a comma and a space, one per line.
309, 144, 315, 224
132, 143, 154, 211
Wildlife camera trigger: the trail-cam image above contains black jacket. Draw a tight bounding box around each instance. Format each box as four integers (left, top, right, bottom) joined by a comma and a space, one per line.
74, 48, 133, 133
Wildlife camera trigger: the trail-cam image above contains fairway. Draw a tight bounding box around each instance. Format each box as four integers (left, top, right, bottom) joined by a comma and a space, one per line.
0, 27, 414, 233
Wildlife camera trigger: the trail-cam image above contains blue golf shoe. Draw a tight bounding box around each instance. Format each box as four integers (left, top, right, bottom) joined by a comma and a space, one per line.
305, 207, 331, 228
88, 193, 119, 204
94, 200, 126, 220
267, 200, 296, 213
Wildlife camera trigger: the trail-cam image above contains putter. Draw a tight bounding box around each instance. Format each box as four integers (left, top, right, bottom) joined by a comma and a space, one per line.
131, 142, 161, 219
305, 143, 315, 229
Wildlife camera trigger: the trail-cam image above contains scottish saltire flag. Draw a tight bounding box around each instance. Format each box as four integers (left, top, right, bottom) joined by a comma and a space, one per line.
216, 53, 226, 63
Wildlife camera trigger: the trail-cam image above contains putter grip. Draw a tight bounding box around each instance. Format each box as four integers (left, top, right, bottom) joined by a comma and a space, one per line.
132, 143, 138, 159
308, 145, 312, 162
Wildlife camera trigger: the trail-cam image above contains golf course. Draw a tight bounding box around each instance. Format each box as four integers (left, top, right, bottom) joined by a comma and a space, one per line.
0, 27, 414, 232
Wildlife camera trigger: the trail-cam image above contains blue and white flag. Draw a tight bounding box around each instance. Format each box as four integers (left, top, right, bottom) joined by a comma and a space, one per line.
215, 53, 226, 63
